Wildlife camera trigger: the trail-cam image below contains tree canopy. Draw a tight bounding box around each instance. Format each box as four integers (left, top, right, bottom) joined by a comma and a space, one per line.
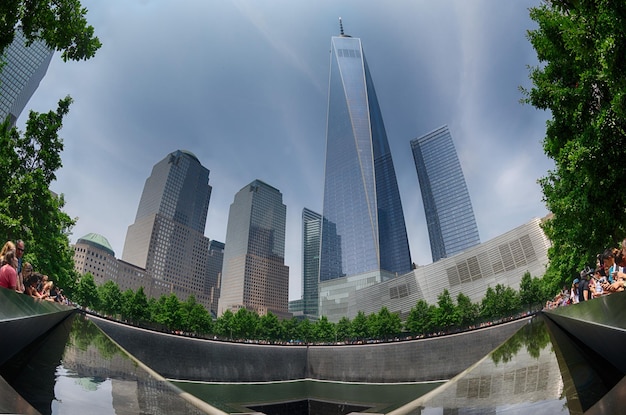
0, 0, 101, 60
524, 1, 626, 292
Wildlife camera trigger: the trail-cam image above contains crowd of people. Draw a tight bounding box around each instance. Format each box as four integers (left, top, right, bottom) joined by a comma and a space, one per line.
545, 238, 626, 309
0, 239, 67, 303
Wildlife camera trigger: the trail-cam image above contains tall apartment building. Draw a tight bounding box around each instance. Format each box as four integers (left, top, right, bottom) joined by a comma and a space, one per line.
0, 27, 54, 127
218, 180, 289, 316
411, 125, 480, 262
319, 24, 412, 282
122, 150, 213, 306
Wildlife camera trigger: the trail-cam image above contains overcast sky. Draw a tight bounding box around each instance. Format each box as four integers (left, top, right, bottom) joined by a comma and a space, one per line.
22, 0, 552, 300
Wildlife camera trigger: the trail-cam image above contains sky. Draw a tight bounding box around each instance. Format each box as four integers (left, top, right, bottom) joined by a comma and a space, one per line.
21, 0, 553, 300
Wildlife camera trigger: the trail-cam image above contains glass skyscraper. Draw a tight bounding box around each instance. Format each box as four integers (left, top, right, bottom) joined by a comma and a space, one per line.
122, 150, 213, 303
319, 30, 412, 282
0, 27, 54, 127
411, 125, 480, 262
218, 180, 289, 316
301, 208, 321, 316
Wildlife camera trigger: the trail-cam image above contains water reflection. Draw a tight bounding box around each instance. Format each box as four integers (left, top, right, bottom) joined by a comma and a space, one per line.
2, 313, 624, 414
0, 313, 211, 415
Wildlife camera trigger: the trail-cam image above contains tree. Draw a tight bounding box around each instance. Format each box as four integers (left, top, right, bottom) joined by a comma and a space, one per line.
433, 289, 460, 329
73, 272, 99, 309
455, 292, 479, 327
297, 318, 313, 343
214, 310, 234, 339
258, 312, 282, 341
519, 271, 546, 308
0, 98, 78, 292
351, 311, 369, 341
0, 0, 101, 60
231, 308, 259, 339
313, 316, 336, 343
371, 307, 402, 340
524, 2, 626, 294
336, 316, 352, 342
404, 299, 432, 335
179, 295, 212, 334
97, 280, 122, 317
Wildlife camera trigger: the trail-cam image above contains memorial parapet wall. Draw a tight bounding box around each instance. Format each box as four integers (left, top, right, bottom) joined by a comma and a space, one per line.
90, 315, 529, 383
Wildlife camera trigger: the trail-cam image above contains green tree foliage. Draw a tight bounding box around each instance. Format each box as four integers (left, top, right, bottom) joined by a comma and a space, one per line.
0, 0, 101, 60
433, 289, 460, 329
297, 318, 314, 343
231, 308, 259, 339
336, 316, 352, 342
280, 317, 299, 342
214, 309, 234, 338
258, 312, 283, 341
73, 272, 99, 309
519, 271, 547, 308
455, 292, 480, 327
404, 299, 432, 335
313, 316, 336, 343
97, 280, 122, 317
523, 1, 626, 294
179, 295, 212, 334
351, 311, 369, 341
0, 98, 78, 291
370, 307, 402, 340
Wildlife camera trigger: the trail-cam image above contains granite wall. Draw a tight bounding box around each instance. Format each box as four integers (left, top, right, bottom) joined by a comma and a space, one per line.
91, 315, 530, 383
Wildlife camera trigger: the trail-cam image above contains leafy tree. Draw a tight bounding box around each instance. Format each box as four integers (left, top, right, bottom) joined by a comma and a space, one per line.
313, 316, 336, 343
0, 99, 78, 292
456, 292, 479, 327
258, 312, 282, 341
336, 316, 352, 342
97, 280, 122, 317
0, 0, 101, 60
523, 1, 626, 294
179, 295, 212, 334
351, 311, 369, 341
519, 271, 546, 308
281, 317, 300, 342
433, 289, 460, 329
119, 289, 135, 321
214, 309, 234, 339
480, 286, 499, 320
495, 284, 521, 317
130, 287, 150, 322
231, 308, 259, 339
371, 307, 402, 340
297, 318, 313, 343
73, 272, 99, 309
404, 299, 431, 335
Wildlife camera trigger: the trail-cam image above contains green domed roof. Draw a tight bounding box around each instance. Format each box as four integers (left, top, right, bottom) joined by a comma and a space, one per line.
77, 233, 115, 257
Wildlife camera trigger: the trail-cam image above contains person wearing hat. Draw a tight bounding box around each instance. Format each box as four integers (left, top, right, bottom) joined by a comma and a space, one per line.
570, 278, 580, 304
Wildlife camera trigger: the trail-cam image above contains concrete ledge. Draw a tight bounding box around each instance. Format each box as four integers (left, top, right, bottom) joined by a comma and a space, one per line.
89, 314, 530, 383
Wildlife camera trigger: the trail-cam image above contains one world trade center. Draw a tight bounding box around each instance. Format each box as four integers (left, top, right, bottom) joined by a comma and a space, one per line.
319, 22, 412, 282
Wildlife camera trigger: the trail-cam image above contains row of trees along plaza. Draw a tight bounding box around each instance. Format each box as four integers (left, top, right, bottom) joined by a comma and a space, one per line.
74, 272, 545, 343
2, 1, 626, 336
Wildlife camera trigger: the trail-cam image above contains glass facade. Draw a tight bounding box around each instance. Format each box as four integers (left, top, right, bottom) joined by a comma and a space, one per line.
320, 35, 412, 282
218, 180, 289, 316
0, 27, 54, 127
302, 208, 321, 316
122, 150, 213, 307
411, 125, 480, 262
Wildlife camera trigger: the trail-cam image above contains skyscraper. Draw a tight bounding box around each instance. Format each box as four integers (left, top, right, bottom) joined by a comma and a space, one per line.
205, 240, 225, 317
411, 125, 480, 262
301, 208, 321, 316
122, 150, 213, 304
0, 27, 54, 127
319, 24, 412, 282
218, 180, 289, 316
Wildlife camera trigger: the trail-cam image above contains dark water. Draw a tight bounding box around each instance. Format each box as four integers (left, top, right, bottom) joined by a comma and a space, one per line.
1, 313, 624, 414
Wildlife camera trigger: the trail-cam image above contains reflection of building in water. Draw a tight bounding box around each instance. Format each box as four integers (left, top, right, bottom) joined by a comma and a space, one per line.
399, 320, 565, 414
60, 323, 207, 415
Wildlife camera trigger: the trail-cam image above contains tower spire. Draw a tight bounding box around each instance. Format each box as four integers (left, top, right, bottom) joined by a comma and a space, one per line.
339, 17, 344, 36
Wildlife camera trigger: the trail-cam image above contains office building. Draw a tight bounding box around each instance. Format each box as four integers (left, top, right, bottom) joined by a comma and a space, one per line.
411, 125, 480, 262
218, 180, 289, 316
301, 208, 322, 317
319, 24, 412, 283
319, 216, 550, 322
122, 150, 213, 307
205, 240, 225, 317
0, 27, 54, 127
